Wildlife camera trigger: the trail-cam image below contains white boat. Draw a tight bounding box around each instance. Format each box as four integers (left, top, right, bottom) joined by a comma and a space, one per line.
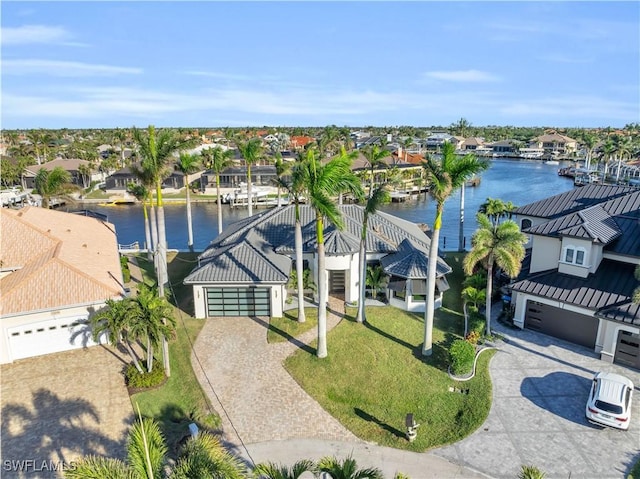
544, 160, 560, 165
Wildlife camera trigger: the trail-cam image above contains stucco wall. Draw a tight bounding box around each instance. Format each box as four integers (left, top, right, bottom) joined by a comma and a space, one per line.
530, 235, 561, 273
597, 320, 640, 362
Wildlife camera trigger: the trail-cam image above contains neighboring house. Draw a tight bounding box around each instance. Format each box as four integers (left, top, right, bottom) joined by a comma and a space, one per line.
290, 136, 315, 150
510, 184, 640, 369
489, 139, 517, 155
200, 165, 278, 191
183, 205, 451, 318
104, 165, 190, 192
530, 133, 578, 155
0, 207, 125, 364
424, 133, 455, 151
23, 158, 98, 189
460, 137, 485, 151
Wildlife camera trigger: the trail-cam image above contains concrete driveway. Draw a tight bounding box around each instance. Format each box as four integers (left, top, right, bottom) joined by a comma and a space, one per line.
436, 321, 640, 479
1, 346, 133, 478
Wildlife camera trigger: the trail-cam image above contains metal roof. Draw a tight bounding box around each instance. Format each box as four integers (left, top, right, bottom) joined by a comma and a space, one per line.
510, 260, 638, 315
515, 184, 634, 220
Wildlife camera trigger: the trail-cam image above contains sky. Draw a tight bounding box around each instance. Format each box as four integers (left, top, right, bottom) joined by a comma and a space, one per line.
1, 1, 639, 130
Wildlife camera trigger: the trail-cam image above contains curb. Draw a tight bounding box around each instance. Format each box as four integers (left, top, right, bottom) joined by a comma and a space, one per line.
448, 345, 498, 382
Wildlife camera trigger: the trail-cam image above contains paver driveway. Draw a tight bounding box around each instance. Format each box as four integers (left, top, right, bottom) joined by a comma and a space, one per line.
436, 321, 640, 479
1, 346, 133, 479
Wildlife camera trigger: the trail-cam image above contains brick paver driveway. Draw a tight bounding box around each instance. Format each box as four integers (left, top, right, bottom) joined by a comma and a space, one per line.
436, 322, 640, 479
1, 346, 133, 478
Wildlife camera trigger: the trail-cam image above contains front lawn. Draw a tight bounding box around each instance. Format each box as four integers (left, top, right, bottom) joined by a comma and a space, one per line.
126, 252, 220, 453
268, 307, 318, 343
285, 306, 493, 451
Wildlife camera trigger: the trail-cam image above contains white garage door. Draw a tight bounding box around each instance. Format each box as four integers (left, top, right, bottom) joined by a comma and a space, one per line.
7, 316, 97, 361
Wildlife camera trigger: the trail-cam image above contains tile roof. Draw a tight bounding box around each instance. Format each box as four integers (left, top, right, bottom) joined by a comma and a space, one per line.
185, 204, 450, 285
1, 207, 124, 317
510, 259, 638, 317
380, 238, 451, 279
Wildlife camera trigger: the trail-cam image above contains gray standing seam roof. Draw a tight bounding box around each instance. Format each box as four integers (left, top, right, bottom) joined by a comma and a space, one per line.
526, 205, 621, 244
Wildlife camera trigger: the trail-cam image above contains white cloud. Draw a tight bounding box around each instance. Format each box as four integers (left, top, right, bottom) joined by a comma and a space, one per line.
1, 25, 85, 46
500, 96, 636, 121
423, 70, 500, 83
183, 71, 253, 81
3, 59, 142, 77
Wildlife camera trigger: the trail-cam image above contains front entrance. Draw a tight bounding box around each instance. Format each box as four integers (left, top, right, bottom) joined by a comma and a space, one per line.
329, 270, 346, 294
524, 300, 598, 349
614, 330, 640, 370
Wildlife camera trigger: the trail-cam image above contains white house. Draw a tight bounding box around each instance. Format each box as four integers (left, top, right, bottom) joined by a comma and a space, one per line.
0, 207, 126, 364
184, 205, 451, 318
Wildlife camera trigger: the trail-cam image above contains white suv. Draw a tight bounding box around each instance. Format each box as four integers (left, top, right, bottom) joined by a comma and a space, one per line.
586, 372, 634, 430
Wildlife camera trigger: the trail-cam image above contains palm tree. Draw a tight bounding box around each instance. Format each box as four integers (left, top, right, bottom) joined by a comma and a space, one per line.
316, 455, 384, 479
600, 139, 615, 180
299, 147, 363, 357
479, 198, 516, 225
450, 117, 472, 138
461, 286, 486, 337
633, 265, 640, 304
90, 297, 144, 374
132, 125, 193, 376
253, 459, 315, 479
275, 157, 308, 323
203, 146, 235, 237
236, 137, 263, 216
581, 132, 598, 171
362, 145, 390, 196
463, 213, 527, 336
176, 153, 201, 250
356, 186, 391, 323
421, 143, 488, 356
131, 283, 176, 373
273, 152, 290, 207
65, 413, 249, 478
34, 166, 73, 208
128, 182, 154, 261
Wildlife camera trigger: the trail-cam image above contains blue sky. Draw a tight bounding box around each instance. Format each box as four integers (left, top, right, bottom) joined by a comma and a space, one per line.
2, 1, 639, 130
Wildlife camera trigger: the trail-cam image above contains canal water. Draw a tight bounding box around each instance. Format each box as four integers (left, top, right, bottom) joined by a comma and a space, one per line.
82, 159, 576, 252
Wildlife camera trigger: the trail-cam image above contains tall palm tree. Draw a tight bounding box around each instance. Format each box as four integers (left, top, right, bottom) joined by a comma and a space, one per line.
356, 185, 391, 324
128, 182, 154, 261
34, 166, 73, 208
299, 147, 363, 358
175, 153, 201, 250
421, 143, 488, 356
600, 139, 615, 179
275, 157, 308, 323
253, 459, 315, 479
463, 213, 527, 336
479, 198, 516, 225
65, 413, 249, 478
362, 145, 390, 196
90, 297, 144, 374
581, 132, 598, 171
131, 283, 176, 373
203, 146, 235, 237
273, 152, 290, 207
132, 125, 193, 376
316, 455, 384, 479
236, 137, 263, 216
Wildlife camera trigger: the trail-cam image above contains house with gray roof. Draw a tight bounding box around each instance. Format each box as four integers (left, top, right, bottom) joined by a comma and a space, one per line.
183, 205, 451, 318
511, 184, 640, 369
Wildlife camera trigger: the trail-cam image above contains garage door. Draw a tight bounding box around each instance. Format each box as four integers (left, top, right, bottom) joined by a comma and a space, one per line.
614, 330, 640, 370
524, 300, 598, 349
7, 316, 95, 361
206, 287, 271, 317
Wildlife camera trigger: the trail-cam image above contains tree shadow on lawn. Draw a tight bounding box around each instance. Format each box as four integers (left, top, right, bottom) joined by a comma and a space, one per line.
248, 315, 315, 355
354, 407, 406, 440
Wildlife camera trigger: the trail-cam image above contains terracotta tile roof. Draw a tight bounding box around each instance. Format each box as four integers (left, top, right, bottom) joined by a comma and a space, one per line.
0, 207, 124, 316
290, 136, 315, 148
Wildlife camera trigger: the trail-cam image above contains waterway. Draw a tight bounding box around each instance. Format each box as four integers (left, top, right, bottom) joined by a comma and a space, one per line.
79, 159, 576, 253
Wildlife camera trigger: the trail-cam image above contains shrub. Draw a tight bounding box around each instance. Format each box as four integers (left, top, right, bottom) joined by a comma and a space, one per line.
120, 255, 131, 283
465, 330, 481, 346
125, 362, 166, 389
449, 339, 475, 376
468, 310, 486, 337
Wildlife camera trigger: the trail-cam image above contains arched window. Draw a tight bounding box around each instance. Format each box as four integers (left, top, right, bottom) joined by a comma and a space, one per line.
521, 219, 532, 230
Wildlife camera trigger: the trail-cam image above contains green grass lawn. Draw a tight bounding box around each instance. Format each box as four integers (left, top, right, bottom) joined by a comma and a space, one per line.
268, 307, 318, 343
285, 306, 494, 451
441, 251, 465, 313
125, 252, 220, 453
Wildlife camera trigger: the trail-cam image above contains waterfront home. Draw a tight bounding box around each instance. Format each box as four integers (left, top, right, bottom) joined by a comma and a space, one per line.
510, 184, 640, 369
22, 158, 100, 190
530, 133, 578, 155
0, 207, 125, 364
183, 205, 451, 318
460, 137, 486, 151
489, 139, 518, 156
104, 164, 197, 193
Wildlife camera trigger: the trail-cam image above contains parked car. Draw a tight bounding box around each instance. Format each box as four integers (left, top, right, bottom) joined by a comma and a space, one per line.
585, 372, 634, 430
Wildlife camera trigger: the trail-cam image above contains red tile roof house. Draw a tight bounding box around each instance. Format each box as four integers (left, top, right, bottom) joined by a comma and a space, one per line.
510, 184, 640, 369
0, 207, 126, 364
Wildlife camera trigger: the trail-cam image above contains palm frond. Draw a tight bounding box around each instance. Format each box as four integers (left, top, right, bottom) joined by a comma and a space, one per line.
63, 456, 134, 479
